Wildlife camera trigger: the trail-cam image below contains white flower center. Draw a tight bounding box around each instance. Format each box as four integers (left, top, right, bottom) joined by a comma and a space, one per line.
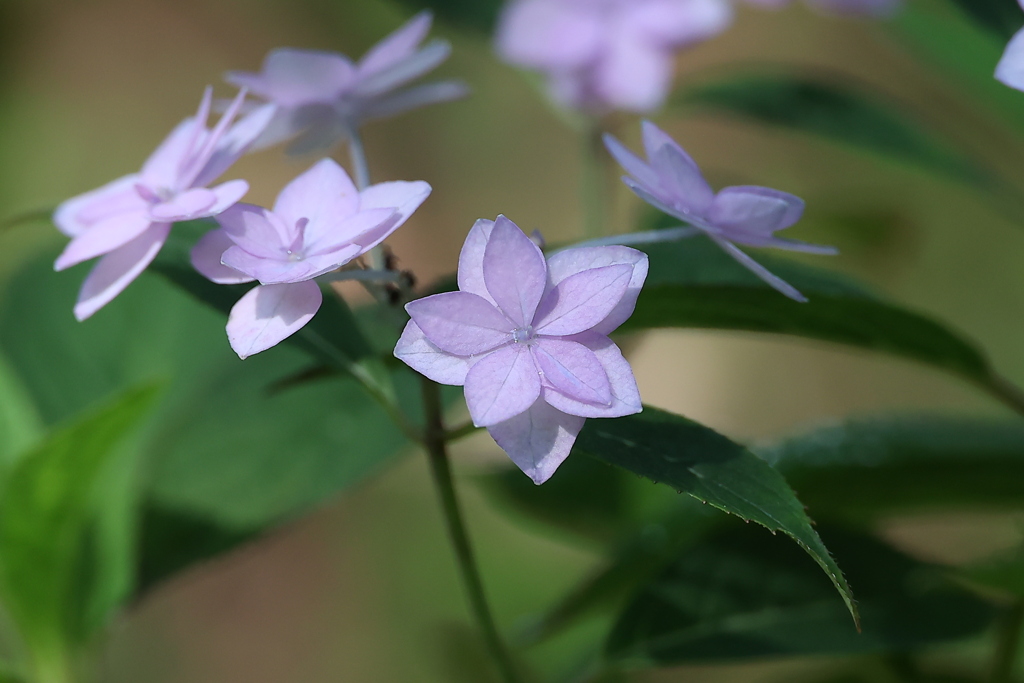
511, 326, 534, 344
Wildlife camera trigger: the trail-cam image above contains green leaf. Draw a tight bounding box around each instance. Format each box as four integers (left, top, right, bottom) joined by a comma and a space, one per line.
0, 384, 159, 659
945, 0, 1022, 40
621, 237, 995, 387
0, 253, 415, 592
606, 525, 996, 665
758, 415, 1024, 519
573, 406, 858, 627
677, 72, 984, 184
0, 350, 42, 472
392, 0, 503, 32
962, 546, 1024, 599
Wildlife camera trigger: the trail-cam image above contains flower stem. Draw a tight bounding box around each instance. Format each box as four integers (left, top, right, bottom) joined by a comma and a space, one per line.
580, 120, 610, 240
991, 599, 1024, 683
420, 378, 522, 683
347, 128, 371, 192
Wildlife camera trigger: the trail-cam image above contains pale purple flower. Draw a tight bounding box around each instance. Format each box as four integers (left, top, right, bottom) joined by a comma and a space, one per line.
226, 11, 468, 154
604, 121, 836, 302
996, 1, 1024, 91
744, 0, 901, 16
394, 216, 646, 484
191, 158, 430, 358
495, 0, 732, 113
53, 87, 271, 321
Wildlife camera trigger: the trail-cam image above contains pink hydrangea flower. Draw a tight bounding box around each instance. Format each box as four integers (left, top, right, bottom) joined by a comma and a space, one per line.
395, 216, 647, 484
604, 121, 836, 301
495, 0, 732, 113
744, 0, 901, 15
53, 87, 271, 321
996, 2, 1024, 91
191, 158, 430, 358
226, 11, 467, 153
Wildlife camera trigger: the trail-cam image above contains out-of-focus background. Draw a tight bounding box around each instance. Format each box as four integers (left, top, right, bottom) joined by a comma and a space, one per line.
2, 0, 1024, 680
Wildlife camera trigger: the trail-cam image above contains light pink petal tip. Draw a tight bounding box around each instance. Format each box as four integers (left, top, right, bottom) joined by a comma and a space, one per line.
227, 281, 323, 359
483, 216, 547, 327
487, 400, 586, 484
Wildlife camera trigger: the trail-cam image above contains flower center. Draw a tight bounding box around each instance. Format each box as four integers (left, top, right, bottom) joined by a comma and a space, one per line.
511, 326, 534, 344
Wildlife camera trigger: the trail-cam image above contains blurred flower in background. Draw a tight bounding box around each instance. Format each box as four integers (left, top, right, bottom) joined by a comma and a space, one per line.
495, 0, 733, 113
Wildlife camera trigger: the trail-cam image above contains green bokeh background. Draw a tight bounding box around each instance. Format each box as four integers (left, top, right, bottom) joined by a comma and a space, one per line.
2, 0, 1024, 680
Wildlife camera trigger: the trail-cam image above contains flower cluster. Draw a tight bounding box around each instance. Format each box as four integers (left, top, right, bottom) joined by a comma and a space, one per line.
395, 216, 646, 483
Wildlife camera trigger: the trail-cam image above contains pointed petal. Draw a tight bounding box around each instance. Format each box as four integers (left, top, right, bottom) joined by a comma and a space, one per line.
192, 104, 277, 187
625, 0, 732, 46
393, 320, 471, 385
304, 207, 397, 256
73, 223, 171, 321
541, 333, 642, 418
603, 133, 661, 191
227, 281, 323, 359
534, 264, 633, 336
358, 11, 433, 77
710, 234, 807, 302
190, 228, 255, 284
545, 246, 648, 335
354, 40, 452, 98
353, 180, 431, 248
216, 204, 290, 258
55, 210, 153, 270
273, 158, 359, 227
149, 188, 218, 222
356, 81, 469, 121
532, 337, 611, 405
708, 185, 805, 239
54, 174, 146, 237
222, 243, 361, 284
483, 215, 548, 326
457, 218, 498, 305
495, 0, 602, 69
997, 28, 1024, 92
406, 291, 511, 356
464, 344, 541, 427
140, 118, 200, 190
487, 400, 585, 484
202, 179, 250, 216
227, 49, 354, 107
622, 177, 690, 222
650, 140, 715, 214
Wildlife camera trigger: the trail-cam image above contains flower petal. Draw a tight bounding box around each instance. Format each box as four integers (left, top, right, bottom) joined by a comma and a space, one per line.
593, 33, 673, 112
54, 210, 153, 271
304, 207, 398, 256
997, 28, 1024, 92
496, 0, 602, 70
216, 204, 290, 258
221, 242, 362, 284
352, 179, 432, 249
405, 291, 511, 356
227, 49, 354, 107
149, 188, 217, 222
649, 139, 715, 215
707, 185, 805, 239
227, 281, 323, 359
190, 228, 255, 284
541, 333, 642, 418
54, 174, 146, 237
533, 264, 633, 336
545, 246, 648, 335
357, 10, 433, 77
140, 117, 201, 190
486, 400, 585, 485
73, 222, 172, 321
357, 81, 469, 121
354, 40, 452, 98
192, 104, 277, 188
625, 0, 733, 46
457, 218, 498, 305
393, 320, 471, 385
483, 215, 547, 326
709, 234, 807, 302
603, 133, 662, 192
273, 158, 359, 227
532, 337, 611, 405
464, 344, 541, 427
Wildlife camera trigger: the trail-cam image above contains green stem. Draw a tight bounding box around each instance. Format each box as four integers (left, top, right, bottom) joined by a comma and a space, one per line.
580, 120, 610, 239
986, 374, 1024, 421
991, 600, 1024, 683
347, 128, 371, 192
443, 419, 480, 443
421, 378, 522, 683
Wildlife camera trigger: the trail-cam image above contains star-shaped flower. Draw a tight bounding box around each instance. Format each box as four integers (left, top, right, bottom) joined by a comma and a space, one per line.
495, 0, 732, 113
604, 121, 837, 301
395, 216, 647, 484
191, 158, 430, 358
53, 87, 271, 320
226, 11, 468, 153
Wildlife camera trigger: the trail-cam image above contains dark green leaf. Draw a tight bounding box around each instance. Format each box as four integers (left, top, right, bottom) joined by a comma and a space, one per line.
392, 0, 503, 32
946, 0, 1023, 40
573, 406, 858, 626
0, 384, 159, 653
678, 72, 984, 184
962, 546, 1024, 599
607, 526, 996, 664
621, 237, 994, 385
758, 415, 1024, 518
